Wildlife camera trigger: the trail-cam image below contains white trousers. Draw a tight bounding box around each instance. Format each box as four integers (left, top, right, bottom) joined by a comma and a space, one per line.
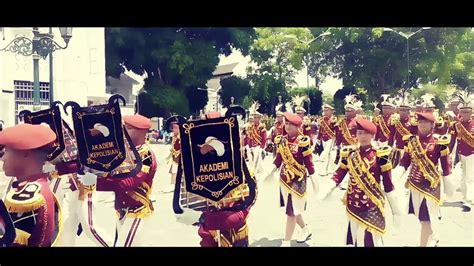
249, 146, 262, 173
319, 139, 337, 175
460, 154, 474, 204
115, 216, 150, 247
346, 216, 383, 247
409, 189, 441, 235
55, 189, 115, 247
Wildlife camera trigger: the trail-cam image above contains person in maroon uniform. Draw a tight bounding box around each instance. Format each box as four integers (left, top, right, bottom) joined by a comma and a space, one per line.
373, 94, 396, 148
268, 104, 287, 157
398, 112, 455, 246
391, 94, 418, 183
315, 104, 337, 170
177, 110, 257, 247
334, 95, 360, 165
0, 124, 59, 246
247, 102, 267, 174
265, 112, 316, 247
318, 118, 403, 247
448, 92, 474, 212
76, 114, 158, 246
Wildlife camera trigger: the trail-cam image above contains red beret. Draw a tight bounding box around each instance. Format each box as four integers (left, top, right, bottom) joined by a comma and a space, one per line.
416, 112, 435, 122
206, 112, 221, 119
283, 112, 303, 127
355, 117, 377, 135
123, 115, 151, 130
0, 124, 56, 150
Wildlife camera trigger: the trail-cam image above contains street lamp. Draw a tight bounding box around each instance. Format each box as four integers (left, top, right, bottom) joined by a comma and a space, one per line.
0, 27, 73, 109
383, 27, 431, 90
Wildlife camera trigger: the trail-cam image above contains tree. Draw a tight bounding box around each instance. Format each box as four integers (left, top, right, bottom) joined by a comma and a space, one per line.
333, 85, 358, 115
307, 27, 472, 103
288, 87, 323, 115
244, 28, 314, 115
249, 28, 313, 87
219, 76, 252, 108
105, 28, 256, 116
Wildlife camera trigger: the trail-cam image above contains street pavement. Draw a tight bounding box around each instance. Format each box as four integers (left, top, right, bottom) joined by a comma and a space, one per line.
2, 143, 471, 247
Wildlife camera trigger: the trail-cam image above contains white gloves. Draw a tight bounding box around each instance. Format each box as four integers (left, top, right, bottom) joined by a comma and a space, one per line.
42, 162, 56, 173
386, 190, 404, 216
443, 174, 456, 198
315, 177, 337, 200
77, 172, 98, 186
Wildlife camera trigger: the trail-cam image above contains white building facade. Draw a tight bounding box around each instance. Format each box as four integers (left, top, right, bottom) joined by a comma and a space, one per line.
0, 27, 107, 126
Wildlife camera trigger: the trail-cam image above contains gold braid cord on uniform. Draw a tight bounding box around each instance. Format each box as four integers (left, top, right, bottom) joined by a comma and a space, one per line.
248, 125, 263, 146
171, 136, 181, 161
392, 117, 411, 137
346, 150, 385, 213
277, 137, 307, 184
339, 118, 357, 145
209, 223, 248, 247
319, 118, 336, 139
406, 135, 442, 188
455, 122, 474, 148
374, 115, 391, 138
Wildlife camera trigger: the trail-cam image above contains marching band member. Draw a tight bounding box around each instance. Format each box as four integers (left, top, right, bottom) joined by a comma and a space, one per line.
449, 91, 474, 212
268, 103, 286, 157
0, 124, 60, 246
315, 104, 337, 171
76, 114, 158, 247
166, 115, 186, 193
246, 102, 266, 174
293, 95, 315, 146
373, 94, 396, 148
318, 118, 403, 247
398, 111, 455, 246
334, 95, 360, 165
265, 112, 316, 247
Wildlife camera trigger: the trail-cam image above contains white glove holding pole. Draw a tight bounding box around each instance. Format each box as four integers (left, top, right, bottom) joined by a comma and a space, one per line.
261, 165, 279, 184
315, 177, 337, 200
76, 172, 98, 186
442, 174, 456, 198
42, 162, 56, 173
386, 190, 404, 216
386, 190, 406, 229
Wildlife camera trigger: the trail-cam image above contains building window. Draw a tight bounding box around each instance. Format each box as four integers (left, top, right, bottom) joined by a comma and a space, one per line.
14, 80, 50, 123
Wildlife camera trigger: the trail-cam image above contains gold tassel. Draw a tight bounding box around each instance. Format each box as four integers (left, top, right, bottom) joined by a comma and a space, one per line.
14, 229, 31, 246
5, 195, 45, 213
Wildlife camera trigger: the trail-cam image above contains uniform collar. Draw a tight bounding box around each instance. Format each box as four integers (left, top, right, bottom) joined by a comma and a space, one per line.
13, 173, 47, 189
359, 145, 372, 154
418, 133, 433, 141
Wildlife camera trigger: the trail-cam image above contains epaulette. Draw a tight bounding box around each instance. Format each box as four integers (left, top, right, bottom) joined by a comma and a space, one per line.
340, 145, 357, 158
297, 135, 311, 148
376, 146, 393, 172
274, 135, 282, 145
434, 134, 451, 146
402, 133, 414, 142
5, 182, 45, 213
390, 113, 400, 125
376, 145, 392, 157
336, 117, 345, 126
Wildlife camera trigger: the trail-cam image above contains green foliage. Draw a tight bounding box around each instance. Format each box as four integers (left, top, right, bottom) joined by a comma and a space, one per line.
306, 27, 472, 104
219, 76, 252, 107
105, 27, 256, 116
